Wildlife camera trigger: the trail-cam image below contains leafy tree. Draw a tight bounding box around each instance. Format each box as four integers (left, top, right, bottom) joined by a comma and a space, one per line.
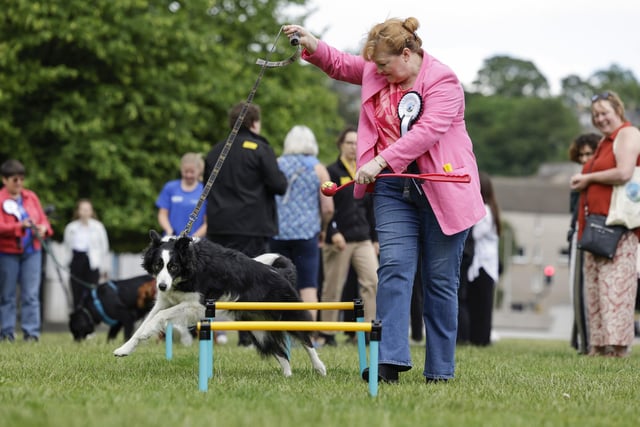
328, 80, 361, 134
465, 93, 580, 175
560, 74, 594, 111
560, 64, 640, 128
588, 64, 640, 100
587, 64, 640, 119
472, 55, 550, 98
0, 0, 341, 251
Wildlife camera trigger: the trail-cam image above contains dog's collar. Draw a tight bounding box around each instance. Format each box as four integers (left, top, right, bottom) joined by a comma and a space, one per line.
91, 282, 119, 326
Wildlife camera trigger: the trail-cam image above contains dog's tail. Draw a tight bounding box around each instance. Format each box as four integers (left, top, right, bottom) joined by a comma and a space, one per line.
254, 253, 297, 289
271, 255, 297, 289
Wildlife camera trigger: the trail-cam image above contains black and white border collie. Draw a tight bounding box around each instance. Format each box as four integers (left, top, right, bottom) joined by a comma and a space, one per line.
113, 230, 326, 377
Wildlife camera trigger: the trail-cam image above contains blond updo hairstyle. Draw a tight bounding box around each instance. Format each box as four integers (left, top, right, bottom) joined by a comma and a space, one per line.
362, 17, 422, 61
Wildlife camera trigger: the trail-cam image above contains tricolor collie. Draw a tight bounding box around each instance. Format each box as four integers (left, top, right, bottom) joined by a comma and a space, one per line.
113, 230, 326, 377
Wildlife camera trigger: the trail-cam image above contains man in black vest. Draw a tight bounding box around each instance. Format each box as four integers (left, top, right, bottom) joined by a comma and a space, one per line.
205, 102, 287, 346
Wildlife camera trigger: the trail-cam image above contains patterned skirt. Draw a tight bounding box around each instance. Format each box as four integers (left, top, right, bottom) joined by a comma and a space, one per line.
583, 232, 638, 347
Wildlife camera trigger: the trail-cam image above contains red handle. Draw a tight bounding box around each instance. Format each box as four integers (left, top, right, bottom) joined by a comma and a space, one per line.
377, 172, 470, 183
320, 172, 470, 196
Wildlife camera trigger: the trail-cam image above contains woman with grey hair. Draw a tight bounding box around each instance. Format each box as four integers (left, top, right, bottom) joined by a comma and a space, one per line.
271, 125, 334, 321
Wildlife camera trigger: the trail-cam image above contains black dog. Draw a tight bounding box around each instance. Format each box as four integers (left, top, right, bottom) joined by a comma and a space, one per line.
113, 231, 326, 377
69, 275, 157, 341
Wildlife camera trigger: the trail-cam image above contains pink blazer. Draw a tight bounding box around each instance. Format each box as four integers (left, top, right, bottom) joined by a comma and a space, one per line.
302, 41, 485, 235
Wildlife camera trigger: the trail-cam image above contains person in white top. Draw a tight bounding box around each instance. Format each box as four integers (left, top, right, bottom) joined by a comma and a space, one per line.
63, 199, 110, 308
463, 172, 501, 346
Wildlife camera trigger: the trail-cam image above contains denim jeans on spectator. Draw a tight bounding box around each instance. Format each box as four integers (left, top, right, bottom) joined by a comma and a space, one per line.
0, 250, 42, 338
373, 177, 467, 379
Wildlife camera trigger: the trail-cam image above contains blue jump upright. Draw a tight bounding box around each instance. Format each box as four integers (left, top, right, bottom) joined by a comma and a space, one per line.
205, 299, 215, 378
165, 321, 173, 360
198, 320, 212, 392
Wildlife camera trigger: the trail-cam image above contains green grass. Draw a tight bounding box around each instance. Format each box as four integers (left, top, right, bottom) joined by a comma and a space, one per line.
0, 332, 638, 427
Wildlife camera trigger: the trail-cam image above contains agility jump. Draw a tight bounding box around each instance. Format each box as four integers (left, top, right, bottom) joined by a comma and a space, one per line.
191, 299, 382, 397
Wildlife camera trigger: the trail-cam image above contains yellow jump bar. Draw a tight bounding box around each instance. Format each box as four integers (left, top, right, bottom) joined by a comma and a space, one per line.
197, 320, 372, 332
212, 301, 356, 310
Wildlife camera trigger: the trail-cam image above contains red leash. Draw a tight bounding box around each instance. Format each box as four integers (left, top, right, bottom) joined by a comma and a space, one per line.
320, 172, 470, 196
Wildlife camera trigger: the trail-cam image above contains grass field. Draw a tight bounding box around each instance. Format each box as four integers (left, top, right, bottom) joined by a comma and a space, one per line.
0, 331, 638, 427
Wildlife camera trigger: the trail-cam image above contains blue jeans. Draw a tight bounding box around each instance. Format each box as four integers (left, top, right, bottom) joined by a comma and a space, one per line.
0, 250, 42, 338
373, 177, 468, 379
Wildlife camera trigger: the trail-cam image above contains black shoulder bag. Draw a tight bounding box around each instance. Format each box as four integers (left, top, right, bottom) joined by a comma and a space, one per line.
577, 157, 626, 259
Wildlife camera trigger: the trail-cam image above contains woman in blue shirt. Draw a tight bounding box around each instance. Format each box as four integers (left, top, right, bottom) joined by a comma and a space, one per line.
156, 153, 207, 238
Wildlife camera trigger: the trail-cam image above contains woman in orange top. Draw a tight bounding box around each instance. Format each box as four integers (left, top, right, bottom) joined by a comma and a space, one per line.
570, 91, 640, 357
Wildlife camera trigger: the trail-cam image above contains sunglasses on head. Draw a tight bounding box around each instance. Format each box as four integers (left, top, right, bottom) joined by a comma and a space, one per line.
591, 92, 611, 103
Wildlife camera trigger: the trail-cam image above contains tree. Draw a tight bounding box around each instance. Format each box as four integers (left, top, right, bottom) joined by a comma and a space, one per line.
472, 55, 550, 98
560, 74, 595, 110
0, 0, 342, 251
588, 64, 640, 119
560, 64, 640, 128
329, 80, 361, 134
465, 93, 580, 175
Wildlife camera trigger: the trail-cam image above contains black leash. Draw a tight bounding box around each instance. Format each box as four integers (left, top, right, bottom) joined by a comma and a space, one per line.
31, 227, 92, 312
180, 27, 300, 238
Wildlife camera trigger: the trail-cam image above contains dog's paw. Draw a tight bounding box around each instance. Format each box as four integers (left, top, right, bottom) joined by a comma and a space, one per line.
169, 324, 194, 346
306, 347, 327, 376
314, 361, 327, 376
179, 331, 193, 347
275, 354, 293, 377
113, 343, 135, 357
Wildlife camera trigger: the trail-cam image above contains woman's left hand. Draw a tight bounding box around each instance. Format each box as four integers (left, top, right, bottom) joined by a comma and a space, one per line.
282, 25, 319, 53
355, 159, 384, 185
34, 224, 48, 237
570, 173, 588, 191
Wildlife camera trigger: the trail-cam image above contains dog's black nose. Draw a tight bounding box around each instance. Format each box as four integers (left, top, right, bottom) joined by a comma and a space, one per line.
158, 283, 167, 291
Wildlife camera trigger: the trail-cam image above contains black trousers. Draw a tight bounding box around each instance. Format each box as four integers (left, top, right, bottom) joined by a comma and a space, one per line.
69, 250, 99, 309
457, 272, 470, 344
466, 268, 495, 346
338, 267, 360, 337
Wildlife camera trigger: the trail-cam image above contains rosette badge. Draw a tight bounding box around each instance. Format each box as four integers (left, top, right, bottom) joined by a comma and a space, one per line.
397, 91, 423, 136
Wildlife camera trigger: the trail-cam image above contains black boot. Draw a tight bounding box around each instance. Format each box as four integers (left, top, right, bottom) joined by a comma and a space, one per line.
361, 364, 403, 383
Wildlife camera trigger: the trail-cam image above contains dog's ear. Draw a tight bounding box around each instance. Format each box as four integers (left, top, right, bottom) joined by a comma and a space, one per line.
174, 236, 196, 278
142, 231, 162, 274
149, 230, 162, 245
174, 235, 193, 252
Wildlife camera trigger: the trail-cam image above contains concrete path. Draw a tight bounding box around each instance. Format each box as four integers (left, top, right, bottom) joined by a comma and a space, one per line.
493, 304, 573, 340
